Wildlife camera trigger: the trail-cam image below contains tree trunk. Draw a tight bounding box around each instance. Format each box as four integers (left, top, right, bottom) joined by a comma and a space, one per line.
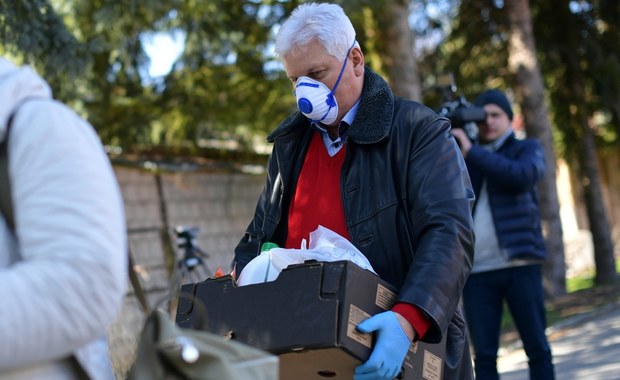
374, 0, 421, 100
578, 116, 618, 284
505, 0, 567, 298
556, 3, 618, 286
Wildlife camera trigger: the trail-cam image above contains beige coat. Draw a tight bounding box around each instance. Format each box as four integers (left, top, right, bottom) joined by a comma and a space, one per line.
0, 58, 126, 379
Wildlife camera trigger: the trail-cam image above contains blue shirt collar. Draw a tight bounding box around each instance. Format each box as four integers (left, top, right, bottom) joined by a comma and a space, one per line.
312, 99, 360, 137
311, 99, 360, 157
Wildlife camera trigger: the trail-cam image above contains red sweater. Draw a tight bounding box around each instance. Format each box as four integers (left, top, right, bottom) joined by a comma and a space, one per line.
285, 132, 350, 248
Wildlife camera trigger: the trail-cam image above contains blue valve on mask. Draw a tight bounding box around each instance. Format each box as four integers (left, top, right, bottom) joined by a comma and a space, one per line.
295, 78, 340, 124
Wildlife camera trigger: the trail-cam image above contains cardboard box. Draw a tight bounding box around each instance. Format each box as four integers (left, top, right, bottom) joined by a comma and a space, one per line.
176, 260, 446, 379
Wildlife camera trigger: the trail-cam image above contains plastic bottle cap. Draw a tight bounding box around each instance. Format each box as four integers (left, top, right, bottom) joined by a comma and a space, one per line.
261, 242, 279, 252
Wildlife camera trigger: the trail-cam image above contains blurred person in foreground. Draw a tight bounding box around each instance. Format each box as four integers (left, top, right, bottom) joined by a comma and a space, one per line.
451, 89, 555, 380
0, 57, 127, 379
233, 3, 475, 379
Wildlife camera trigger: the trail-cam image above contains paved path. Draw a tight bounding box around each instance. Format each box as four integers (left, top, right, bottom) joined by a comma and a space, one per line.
498, 304, 620, 379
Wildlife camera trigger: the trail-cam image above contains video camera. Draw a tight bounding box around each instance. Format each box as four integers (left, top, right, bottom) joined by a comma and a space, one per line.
435, 74, 486, 142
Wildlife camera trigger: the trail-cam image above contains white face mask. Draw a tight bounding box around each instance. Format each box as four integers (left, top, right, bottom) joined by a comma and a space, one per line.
293, 40, 356, 125
294, 77, 339, 125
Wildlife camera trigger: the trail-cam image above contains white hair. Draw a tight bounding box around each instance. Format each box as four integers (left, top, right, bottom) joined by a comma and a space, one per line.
275, 2, 358, 61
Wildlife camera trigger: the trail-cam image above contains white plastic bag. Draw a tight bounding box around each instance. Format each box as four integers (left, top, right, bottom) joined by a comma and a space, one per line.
237, 225, 375, 286
236, 250, 280, 285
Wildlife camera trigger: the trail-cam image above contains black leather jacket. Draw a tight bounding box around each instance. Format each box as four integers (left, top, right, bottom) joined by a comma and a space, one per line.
235, 67, 475, 378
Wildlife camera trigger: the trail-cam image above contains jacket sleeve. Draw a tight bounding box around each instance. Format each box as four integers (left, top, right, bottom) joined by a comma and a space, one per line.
0, 100, 127, 369
466, 138, 546, 192
398, 117, 475, 341
233, 151, 279, 274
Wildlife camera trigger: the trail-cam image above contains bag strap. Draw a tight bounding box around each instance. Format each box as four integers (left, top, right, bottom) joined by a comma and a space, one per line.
129, 247, 152, 314
0, 98, 39, 231
0, 112, 16, 231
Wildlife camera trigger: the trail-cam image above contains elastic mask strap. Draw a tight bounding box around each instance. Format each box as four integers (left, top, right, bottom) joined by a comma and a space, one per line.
317, 40, 357, 123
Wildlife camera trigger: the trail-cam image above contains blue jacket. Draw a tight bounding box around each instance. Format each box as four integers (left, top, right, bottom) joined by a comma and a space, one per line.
465, 133, 547, 261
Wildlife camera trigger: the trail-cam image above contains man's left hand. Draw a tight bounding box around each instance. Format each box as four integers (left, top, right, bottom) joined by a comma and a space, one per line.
354, 311, 413, 380
450, 128, 472, 157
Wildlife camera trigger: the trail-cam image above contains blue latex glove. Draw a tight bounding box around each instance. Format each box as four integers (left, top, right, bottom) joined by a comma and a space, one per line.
354, 311, 412, 380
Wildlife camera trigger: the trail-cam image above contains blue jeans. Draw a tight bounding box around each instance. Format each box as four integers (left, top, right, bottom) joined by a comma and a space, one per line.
463, 265, 555, 380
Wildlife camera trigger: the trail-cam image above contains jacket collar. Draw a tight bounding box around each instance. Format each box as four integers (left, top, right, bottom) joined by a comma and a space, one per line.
268, 66, 394, 144
480, 129, 514, 152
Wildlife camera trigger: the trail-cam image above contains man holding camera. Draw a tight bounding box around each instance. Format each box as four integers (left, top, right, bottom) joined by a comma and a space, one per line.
451, 89, 555, 380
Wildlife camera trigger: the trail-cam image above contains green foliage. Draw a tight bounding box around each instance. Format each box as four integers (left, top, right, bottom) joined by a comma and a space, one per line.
0, 0, 423, 155
0, 0, 93, 94
537, 1, 620, 157
0, 0, 302, 154
566, 261, 620, 292
420, 1, 513, 110
1, 0, 617, 158
425, 0, 619, 159
567, 273, 596, 293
